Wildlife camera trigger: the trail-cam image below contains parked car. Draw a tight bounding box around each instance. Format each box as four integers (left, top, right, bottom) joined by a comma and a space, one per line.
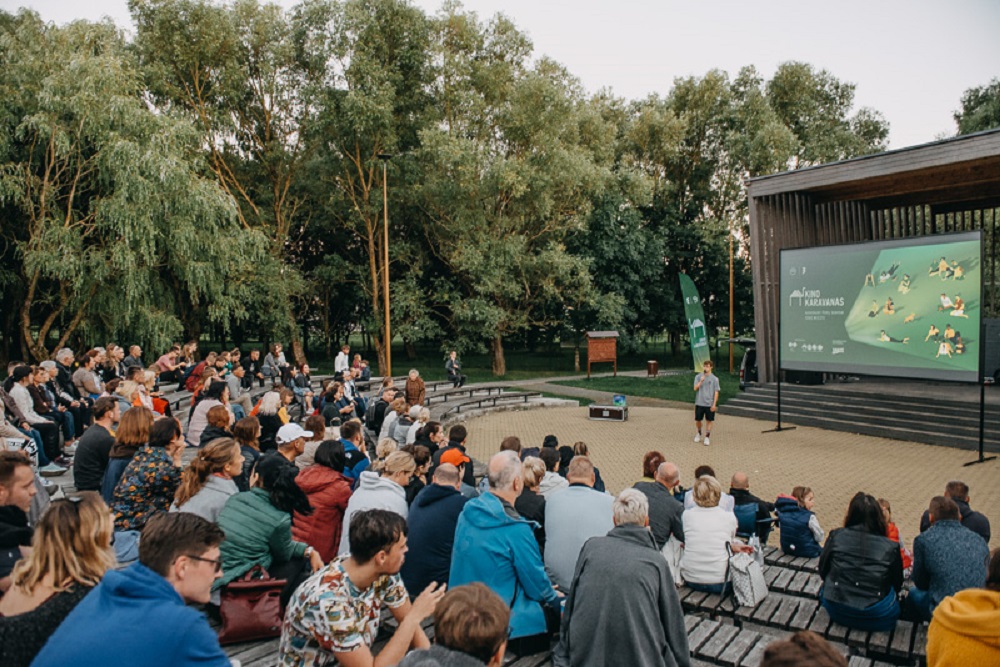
719, 338, 757, 390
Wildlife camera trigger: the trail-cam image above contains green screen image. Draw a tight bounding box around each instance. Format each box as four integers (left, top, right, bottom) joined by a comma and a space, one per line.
780, 232, 981, 382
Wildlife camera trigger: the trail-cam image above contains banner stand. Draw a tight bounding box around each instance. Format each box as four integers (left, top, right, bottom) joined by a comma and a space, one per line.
764, 317, 796, 434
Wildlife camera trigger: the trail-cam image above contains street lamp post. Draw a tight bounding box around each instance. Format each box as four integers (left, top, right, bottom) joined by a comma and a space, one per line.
378, 153, 392, 377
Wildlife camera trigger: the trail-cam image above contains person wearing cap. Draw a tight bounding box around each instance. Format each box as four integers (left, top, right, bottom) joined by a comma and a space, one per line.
431, 424, 476, 488
400, 463, 469, 599
440, 448, 480, 500
262, 422, 313, 476
338, 451, 415, 556
217, 454, 323, 608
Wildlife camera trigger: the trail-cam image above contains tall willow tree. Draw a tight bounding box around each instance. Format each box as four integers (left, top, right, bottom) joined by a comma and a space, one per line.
0, 10, 268, 360
129, 0, 310, 353
412, 6, 611, 375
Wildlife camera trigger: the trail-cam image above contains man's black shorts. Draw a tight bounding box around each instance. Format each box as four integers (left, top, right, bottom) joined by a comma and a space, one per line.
695, 405, 716, 422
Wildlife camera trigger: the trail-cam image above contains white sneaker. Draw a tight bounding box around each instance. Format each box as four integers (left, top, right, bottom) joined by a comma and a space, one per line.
62, 443, 78, 456
39, 463, 68, 477
693, 433, 702, 443
704, 437, 711, 446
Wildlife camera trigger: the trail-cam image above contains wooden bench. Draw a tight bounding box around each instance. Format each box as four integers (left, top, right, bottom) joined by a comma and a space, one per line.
423, 385, 509, 406
439, 391, 543, 417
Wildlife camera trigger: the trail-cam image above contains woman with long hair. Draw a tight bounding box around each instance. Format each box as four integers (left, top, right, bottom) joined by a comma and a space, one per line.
217, 455, 322, 608
819, 492, 903, 632
198, 405, 233, 448
111, 417, 185, 532
100, 406, 155, 503
231, 416, 262, 491
171, 438, 243, 523
516, 457, 547, 552
414, 420, 444, 456
0, 492, 115, 666
292, 440, 352, 562
402, 444, 432, 506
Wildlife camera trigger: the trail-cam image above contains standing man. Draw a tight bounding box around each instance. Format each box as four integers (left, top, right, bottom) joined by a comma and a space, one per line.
335, 344, 351, 380
693, 360, 720, 446
445, 351, 466, 388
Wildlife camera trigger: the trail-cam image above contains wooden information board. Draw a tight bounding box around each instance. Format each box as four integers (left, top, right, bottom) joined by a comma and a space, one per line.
586, 331, 619, 379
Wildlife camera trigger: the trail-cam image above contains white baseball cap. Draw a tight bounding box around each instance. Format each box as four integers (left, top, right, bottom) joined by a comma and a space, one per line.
276, 423, 313, 445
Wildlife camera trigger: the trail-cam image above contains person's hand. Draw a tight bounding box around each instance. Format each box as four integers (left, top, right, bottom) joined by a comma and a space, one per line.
308, 548, 324, 572
410, 582, 447, 622
248, 469, 259, 488
711, 404, 717, 412
70, 401, 79, 407
732, 542, 754, 554
59, 406, 67, 412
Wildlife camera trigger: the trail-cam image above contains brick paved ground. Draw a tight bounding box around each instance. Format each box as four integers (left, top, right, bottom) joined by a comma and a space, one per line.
460, 404, 1000, 551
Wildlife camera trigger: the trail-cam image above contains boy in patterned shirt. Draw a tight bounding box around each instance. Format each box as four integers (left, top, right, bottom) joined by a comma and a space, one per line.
279, 509, 445, 667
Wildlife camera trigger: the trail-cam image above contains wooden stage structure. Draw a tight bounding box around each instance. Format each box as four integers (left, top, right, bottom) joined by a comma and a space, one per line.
747, 129, 1000, 383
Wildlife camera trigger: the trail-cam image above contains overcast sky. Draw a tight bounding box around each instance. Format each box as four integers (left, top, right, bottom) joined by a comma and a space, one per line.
8, 0, 1000, 149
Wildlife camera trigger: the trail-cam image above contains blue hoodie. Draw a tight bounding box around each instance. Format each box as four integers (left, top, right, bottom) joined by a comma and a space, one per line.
31, 562, 230, 667
341, 437, 370, 489
449, 492, 559, 639
401, 483, 468, 597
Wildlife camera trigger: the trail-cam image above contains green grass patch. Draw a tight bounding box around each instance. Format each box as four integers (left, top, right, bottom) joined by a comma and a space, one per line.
552, 372, 741, 405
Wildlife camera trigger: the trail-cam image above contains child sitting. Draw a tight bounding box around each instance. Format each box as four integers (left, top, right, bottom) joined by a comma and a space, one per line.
878, 497, 913, 576
775, 486, 824, 558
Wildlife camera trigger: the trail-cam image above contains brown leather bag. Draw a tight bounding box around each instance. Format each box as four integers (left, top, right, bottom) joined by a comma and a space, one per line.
218, 566, 287, 645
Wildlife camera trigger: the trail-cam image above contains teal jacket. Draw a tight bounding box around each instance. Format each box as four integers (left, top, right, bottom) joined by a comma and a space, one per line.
216, 488, 307, 588
449, 492, 559, 638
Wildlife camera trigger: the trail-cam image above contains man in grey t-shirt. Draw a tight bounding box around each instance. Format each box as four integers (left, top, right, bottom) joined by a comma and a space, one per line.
693, 360, 720, 446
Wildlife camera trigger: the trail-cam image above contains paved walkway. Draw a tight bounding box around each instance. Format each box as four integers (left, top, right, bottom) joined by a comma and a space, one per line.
457, 385, 1000, 552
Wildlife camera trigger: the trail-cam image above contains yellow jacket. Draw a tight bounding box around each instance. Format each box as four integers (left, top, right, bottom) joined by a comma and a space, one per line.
927, 588, 1000, 666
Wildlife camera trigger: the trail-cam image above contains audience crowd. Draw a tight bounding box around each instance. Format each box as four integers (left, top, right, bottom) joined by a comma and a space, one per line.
0, 343, 995, 667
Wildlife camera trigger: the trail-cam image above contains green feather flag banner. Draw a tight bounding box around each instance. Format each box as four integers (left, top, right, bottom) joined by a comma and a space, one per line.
679, 273, 712, 372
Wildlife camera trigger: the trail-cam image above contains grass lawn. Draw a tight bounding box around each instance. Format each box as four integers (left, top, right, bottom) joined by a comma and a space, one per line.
551, 372, 741, 405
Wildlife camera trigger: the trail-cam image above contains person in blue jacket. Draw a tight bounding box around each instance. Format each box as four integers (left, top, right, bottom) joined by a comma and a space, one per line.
775, 486, 824, 558
449, 451, 561, 655
32, 512, 231, 667
401, 463, 469, 598
338, 420, 370, 489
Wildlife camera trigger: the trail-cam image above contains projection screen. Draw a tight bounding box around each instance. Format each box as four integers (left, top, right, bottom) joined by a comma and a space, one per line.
780, 231, 982, 382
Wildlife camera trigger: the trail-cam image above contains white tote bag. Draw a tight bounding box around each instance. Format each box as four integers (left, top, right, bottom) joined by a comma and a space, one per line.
727, 542, 769, 607
661, 536, 684, 586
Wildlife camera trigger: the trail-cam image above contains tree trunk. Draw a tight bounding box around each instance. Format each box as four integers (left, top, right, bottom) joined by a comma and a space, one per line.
491, 335, 506, 376
404, 337, 416, 361
291, 338, 307, 368
574, 344, 580, 373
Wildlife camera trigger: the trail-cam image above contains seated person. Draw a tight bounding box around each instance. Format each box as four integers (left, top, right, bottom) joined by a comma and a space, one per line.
0, 451, 37, 593
926, 547, 1000, 666
680, 475, 750, 594
683, 465, 735, 511
0, 492, 115, 666
904, 496, 989, 622
170, 437, 243, 523
217, 454, 323, 608
919, 480, 991, 544
111, 417, 185, 532
293, 440, 353, 562
729, 471, 775, 544
31, 513, 232, 667
280, 509, 445, 667
819, 493, 903, 632
398, 583, 510, 667
775, 486, 824, 558
554, 489, 689, 667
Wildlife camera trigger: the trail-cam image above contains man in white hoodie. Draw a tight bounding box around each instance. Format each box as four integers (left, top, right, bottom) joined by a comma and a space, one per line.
338, 450, 415, 555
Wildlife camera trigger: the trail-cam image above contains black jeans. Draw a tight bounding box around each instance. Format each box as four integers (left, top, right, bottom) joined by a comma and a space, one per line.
270, 556, 312, 610
32, 421, 62, 462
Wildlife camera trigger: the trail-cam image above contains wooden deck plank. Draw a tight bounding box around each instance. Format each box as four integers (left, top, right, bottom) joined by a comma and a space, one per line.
802, 574, 823, 597
697, 623, 741, 660
764, 566, 782, 587
787, 570, 810, 594
846, 627, 869, 649
808, 605, 832, 637
847, 656, 873, 667
912, 623, 929, 658
686, 618, 721, 653
739, 634, 771, 667
769, 596, 800, 629
867, 629, 892, 654
717, 629, 762, 667
684, 615, 704, 633
889, 620, 914, 658
772, 569, 795, 593
788, 599, 817, 631
750, 594, 782, 626
826, 620, 849, 642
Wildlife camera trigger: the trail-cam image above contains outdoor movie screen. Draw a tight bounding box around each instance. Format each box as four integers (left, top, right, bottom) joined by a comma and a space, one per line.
780, 231, 982, 382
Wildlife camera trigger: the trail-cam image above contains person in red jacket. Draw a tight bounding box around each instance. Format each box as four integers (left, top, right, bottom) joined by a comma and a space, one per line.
293, 440, 353, 562
879, 498, 913, 572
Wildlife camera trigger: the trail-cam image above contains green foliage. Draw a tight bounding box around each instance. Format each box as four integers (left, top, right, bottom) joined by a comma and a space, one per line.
0, 9, 271, 359
955, 78, 1000, 135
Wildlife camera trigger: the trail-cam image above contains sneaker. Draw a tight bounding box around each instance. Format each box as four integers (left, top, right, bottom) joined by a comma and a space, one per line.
704, 436, 711, 446
54, 455, 73, 466
39, 463, 68, 477
62, 442, 78, 456
693, 433, 702, 443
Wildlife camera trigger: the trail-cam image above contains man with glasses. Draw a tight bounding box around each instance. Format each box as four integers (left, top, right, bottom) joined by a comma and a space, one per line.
33, 512, 232, 667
